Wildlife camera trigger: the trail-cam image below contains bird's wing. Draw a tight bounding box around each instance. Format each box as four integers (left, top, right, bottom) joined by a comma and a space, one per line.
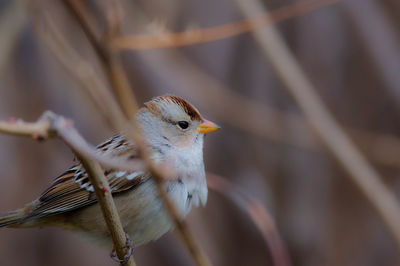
25, 134, 150, 219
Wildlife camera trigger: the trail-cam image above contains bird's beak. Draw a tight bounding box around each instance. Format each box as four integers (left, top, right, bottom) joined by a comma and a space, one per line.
196, 119, 221, 134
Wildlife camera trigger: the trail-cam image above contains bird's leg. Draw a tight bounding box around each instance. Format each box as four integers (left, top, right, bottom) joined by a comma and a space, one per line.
110, 233, 135, 265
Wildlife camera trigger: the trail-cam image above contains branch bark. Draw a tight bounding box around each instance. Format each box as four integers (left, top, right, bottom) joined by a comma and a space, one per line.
77, 156, 135, 266
0, 114, 145, 173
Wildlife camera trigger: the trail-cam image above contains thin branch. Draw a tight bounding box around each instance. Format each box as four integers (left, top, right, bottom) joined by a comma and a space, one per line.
0, 112, 136, 265
207, 173, 291, 266
77, 156, 135, 266
234, 0, 400, 250
0, 118, 51, 138
113, 0, 340, 51
0, 113, 145, 173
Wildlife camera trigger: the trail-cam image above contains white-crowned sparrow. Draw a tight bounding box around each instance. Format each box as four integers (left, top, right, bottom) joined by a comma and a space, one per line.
0, 95, 220, 249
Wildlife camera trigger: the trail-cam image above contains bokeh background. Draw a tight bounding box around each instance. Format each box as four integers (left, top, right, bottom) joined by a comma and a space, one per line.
1, 0, 400, 265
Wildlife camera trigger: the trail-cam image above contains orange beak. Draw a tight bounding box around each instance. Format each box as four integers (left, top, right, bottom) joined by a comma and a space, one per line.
196, 119, 221, 134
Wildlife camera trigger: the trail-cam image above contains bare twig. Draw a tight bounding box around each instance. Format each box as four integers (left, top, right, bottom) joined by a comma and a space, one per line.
0, 112, 136, 265
207, 173, 291, 266
77, 156, 135, 266
0, 118, 51, 138
0, 113, 145, 173
234, 0, 400, 249
113, 0, 340, 51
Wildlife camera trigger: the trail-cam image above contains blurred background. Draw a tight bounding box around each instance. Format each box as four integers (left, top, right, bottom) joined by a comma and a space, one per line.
1, 0, 400, 265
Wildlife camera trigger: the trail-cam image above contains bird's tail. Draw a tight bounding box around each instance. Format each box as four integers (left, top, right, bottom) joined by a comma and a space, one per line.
0, 209, 25, 227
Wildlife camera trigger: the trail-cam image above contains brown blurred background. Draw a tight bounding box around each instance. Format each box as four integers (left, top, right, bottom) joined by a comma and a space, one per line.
1, 0, 400, 265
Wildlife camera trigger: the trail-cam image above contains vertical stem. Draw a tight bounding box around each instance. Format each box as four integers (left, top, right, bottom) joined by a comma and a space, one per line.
77, 155, 136, 266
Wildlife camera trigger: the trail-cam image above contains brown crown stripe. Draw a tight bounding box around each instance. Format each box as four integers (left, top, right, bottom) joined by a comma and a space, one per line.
145, 95, 203, 121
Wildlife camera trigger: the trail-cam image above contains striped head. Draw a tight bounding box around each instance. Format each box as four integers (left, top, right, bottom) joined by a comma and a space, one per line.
136, 95, 220, 149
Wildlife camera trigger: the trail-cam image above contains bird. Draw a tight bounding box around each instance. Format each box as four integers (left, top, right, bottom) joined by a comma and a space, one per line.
0, 95, 219, 260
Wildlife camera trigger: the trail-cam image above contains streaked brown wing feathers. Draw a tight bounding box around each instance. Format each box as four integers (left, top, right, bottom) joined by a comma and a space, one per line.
26, 168, 147, 219
24, 134, 148, 220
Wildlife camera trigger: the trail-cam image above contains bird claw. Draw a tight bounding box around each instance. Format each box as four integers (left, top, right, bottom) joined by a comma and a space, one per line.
110, 233, 135, 265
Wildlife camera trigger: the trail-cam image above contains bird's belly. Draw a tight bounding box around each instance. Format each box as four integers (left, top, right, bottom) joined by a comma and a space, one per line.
122, 183, 174, 246
64, 179, 188, 248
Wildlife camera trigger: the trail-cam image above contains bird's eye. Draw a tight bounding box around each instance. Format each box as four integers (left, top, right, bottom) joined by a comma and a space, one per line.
178, 121, 189, 129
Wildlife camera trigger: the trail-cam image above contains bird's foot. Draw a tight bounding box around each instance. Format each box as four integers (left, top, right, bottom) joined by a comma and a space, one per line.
110, 233, 135, 265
